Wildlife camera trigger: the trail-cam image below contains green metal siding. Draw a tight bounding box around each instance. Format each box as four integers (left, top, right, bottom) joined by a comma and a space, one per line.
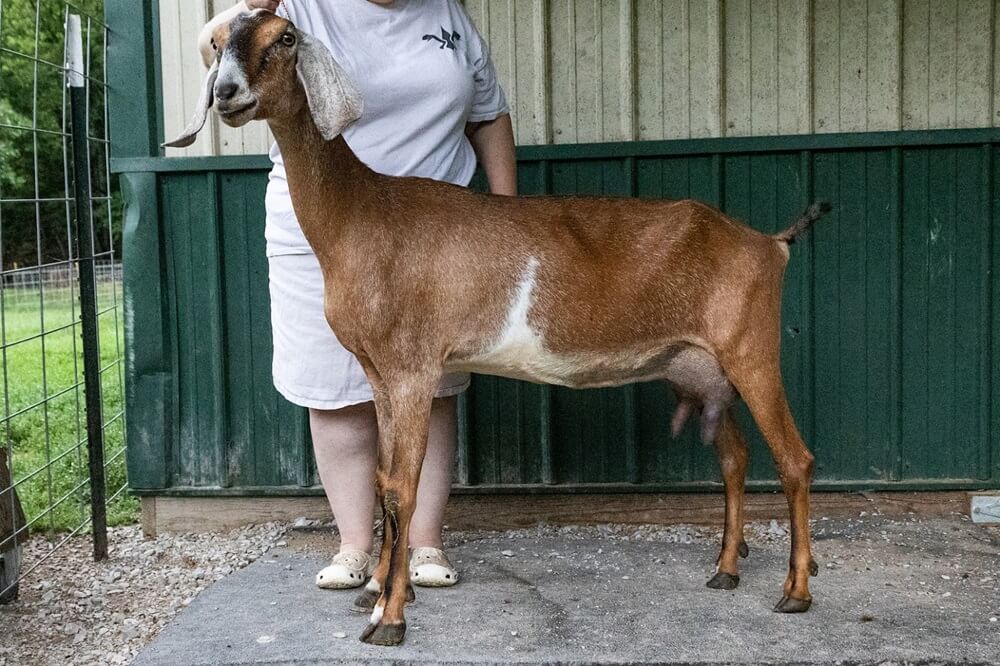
114, 131, 1000, 494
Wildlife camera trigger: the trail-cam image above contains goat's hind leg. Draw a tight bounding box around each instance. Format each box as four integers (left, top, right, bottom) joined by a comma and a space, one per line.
706, 408, 749, 591
725, 357, 817, 612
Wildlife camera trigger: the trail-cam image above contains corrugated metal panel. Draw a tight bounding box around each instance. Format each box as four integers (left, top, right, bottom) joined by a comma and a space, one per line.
160, 0, 1000, 151
120, 133, 1000, 492
902, 0, 994, 129
812, 0, 902, 133
635, 0, 723, 140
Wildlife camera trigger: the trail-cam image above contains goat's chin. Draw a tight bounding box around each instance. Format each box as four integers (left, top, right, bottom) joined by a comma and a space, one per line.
215, 102, 258, 128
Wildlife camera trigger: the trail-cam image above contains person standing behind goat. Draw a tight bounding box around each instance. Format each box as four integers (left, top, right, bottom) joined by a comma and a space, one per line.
198, 0, 516, 590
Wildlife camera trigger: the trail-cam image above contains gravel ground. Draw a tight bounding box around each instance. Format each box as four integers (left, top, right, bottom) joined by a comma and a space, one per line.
0, 523, 286, 666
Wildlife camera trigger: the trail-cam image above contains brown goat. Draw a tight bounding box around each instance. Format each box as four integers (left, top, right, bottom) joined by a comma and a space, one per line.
167, 11, 827, 646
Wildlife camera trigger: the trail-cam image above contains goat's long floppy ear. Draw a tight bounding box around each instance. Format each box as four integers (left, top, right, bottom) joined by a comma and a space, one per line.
295, 33, 363, 140
163, 60, 219, 148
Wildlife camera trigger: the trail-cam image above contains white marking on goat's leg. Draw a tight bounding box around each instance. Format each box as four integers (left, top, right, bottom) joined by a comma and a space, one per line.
369, 603, 384, 625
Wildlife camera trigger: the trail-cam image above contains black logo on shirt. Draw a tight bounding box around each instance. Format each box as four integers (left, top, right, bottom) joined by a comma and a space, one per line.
423, 27, 461, 50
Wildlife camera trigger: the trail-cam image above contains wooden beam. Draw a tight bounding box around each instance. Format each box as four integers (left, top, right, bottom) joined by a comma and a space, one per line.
142, 491, 972, 535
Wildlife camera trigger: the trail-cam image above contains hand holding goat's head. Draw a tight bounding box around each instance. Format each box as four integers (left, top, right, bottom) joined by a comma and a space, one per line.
164, 10, 362, 148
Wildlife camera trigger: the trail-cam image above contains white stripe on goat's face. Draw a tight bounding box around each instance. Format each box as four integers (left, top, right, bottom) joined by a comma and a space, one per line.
210, 9, 278, 126
215, 51, 254, 104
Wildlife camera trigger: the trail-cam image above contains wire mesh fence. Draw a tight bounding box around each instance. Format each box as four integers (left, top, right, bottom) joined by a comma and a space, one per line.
0, 0, 129, 602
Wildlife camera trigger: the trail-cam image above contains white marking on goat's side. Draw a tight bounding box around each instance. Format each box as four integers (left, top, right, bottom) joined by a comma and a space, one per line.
459, 257, 580, 384
477, 257, 544, 368
369, 604, 384, 625
499, 256, 540, 350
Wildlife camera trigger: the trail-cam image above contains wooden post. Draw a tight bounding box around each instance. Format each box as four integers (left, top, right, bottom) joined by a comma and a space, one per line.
0, 454, 27, 604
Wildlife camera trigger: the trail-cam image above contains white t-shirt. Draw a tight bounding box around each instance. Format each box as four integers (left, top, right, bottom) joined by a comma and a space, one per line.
265, 0, 509, 256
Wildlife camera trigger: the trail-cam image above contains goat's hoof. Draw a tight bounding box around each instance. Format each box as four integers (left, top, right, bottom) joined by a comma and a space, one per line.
738, 541, 750, 559
773, 595, 812, 613
351, 588, 379, 614
809, 559, 819, 576
706, 572, 740, 590
360, 621, 406, 646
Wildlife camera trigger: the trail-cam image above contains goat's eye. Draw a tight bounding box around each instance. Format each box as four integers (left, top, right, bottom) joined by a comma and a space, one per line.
281, 33, 296, 47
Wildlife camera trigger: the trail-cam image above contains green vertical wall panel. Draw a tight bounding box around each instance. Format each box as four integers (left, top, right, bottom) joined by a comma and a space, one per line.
160, 175, 227, 487
120, 172, 172, 489
216, 171, 313, 489
115, 0, 999, 495
812, 151, 893, 481
991, 149, 1000, 483
897, 146, 992, 481
117, 130, 1000, 494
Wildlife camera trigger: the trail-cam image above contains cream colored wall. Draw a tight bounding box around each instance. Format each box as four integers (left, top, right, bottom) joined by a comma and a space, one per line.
160, 0, 273, 155
161, 0, 999, 156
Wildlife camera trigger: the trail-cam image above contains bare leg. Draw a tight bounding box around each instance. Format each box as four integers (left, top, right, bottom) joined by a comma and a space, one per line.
408, 396, 457, 549
706, 409, 749, 590
310, 403, 377, 554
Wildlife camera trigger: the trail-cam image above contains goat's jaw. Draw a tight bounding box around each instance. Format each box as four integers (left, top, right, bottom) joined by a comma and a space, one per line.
215, 100, 258, 127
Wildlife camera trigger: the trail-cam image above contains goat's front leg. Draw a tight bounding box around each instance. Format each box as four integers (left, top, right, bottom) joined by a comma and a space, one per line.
360, 375, 437, 646
350, 356, 415, 614
706, 409, 750, 591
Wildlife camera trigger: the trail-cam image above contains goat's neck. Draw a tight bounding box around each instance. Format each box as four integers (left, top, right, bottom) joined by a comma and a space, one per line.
267, 109, 375, 260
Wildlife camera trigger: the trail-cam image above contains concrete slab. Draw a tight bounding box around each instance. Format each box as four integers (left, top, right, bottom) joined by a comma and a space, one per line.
135, 516, 999, 665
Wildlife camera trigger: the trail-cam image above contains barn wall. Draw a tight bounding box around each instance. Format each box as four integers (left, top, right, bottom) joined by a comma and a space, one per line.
160, 0, 1000, 155
111, 1, 1000, 494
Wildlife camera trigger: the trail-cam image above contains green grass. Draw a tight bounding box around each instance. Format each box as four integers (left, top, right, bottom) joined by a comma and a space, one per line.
1, 281, 138, 534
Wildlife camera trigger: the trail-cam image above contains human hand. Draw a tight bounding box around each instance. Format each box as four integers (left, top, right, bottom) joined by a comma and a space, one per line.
244, 0, 280, 11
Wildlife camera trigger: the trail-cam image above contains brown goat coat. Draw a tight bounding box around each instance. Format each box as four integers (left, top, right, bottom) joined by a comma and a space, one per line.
174, 12, 821, 645
275, 120, 788, 388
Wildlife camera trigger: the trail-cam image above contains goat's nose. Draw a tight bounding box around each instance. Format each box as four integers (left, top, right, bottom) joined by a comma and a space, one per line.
215, 81, 238, 101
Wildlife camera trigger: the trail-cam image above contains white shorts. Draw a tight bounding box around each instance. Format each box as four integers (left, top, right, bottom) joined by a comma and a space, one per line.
267, 252, 470, 410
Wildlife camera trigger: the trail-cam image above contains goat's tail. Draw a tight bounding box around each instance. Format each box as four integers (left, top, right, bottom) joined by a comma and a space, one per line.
774, 201, 832, 244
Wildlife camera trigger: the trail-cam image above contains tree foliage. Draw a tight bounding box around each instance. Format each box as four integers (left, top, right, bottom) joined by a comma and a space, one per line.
0, 0, 120, 269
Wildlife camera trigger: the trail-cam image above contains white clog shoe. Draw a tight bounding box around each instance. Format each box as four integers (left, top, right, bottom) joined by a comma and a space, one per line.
315, 549, 373, 590
409, 547, 459, 587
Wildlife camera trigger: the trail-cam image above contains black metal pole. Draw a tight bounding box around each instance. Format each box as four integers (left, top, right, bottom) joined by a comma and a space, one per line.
67, 14, 107, 561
